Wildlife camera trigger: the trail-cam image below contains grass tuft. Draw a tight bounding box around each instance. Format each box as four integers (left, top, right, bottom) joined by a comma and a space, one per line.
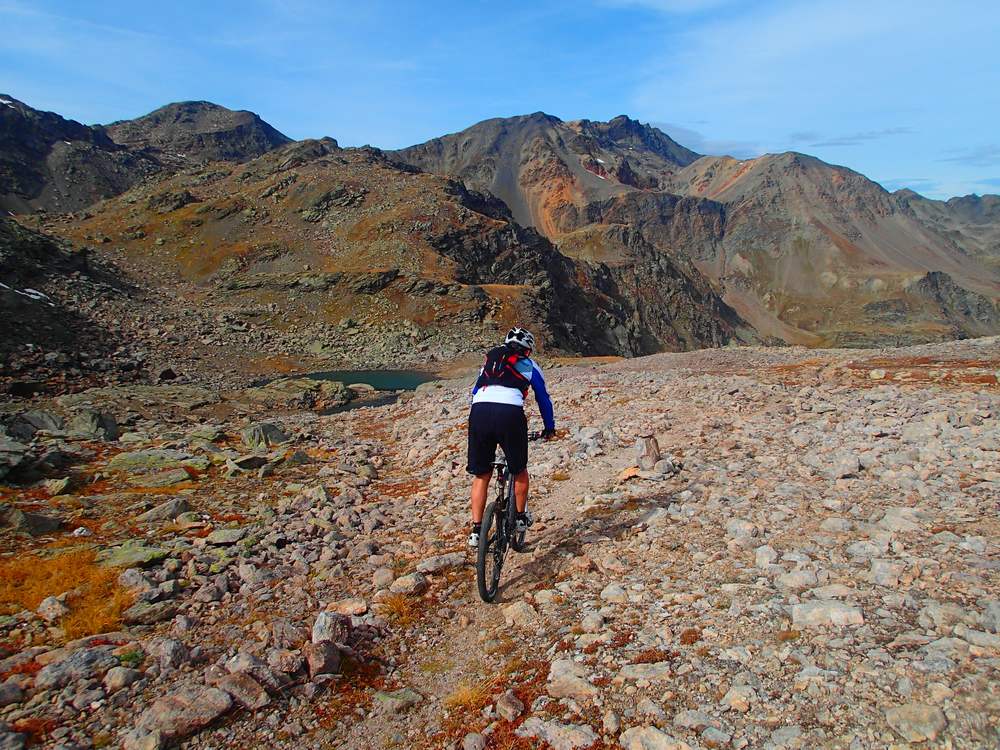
377, 593, 420, 627
0, 550, 133, 640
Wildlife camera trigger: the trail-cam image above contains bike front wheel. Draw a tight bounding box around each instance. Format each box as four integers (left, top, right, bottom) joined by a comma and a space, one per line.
476, 501, 505, 602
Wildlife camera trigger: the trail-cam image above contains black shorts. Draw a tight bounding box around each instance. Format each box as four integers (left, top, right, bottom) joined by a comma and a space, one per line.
467, 402, 528, 476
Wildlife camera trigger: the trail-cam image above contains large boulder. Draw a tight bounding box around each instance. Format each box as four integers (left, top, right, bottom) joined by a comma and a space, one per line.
97, 540, 169, 568
0, 438, 28, 481
135, 684, 232, 740
240, 423, 289, 452
0, 504, 61, 535
67, 410, 118, 441
6, 410, 63, 440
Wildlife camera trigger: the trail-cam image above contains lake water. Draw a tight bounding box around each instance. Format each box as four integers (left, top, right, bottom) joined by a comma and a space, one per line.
307, 369, 438, 391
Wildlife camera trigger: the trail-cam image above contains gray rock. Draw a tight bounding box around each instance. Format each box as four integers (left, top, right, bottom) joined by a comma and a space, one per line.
673, 709, 713, 731
67, 410, 118, 441
104, 666, 143, 693
981, 599, 1000, 634
516, 718, 598, 750
502, 600, 540, 627
8, 409, 63, 439
136, 684, 232, 740
389, 572, 429, 595
0, 680, 24, 708
0, 437, 28, 481
241, 423, 289, 452
415, 552, 465, 574
885, 703, 947, 742
303, 641, 341, 678
547, 659, 597, 698
121, 729, 164, 750
218, 672, 270, 709
462, 733, 487, 750
123, 601, 178, 626
373, 567, 394, 589
312, 611, 350, 644
0, 505, 61, 536
618, 726, 692, 750
36, 595, 69, 622
136, 497, 189, 523
600, 583, 628, 603
496, 689, 524, 721
34, 647, 118, 690
618, 662, 672, 682
97, 540, 169, 568
205, 527, 247, 545
792, 601, 864, 628
225, 652, 286, 693
0, 731, 27, 750
373, 688, 422, 712
156, 639, 188, 671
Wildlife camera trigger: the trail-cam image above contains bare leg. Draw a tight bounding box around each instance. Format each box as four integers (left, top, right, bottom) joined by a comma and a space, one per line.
471, 471, 492, 523
513, 470, 529, 513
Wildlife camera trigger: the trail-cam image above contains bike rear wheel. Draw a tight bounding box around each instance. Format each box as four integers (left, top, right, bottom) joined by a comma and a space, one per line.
476, 501, 504, 602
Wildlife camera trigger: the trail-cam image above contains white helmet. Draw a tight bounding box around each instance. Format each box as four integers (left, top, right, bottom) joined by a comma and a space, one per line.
504, 327, 535, 352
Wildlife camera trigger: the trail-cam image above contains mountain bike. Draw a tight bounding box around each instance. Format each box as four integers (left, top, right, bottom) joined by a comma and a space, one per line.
476, 431, 543, 603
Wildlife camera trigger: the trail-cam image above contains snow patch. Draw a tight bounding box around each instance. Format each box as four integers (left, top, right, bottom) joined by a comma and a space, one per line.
595, 158, 605, 164
2, 284, 56, 306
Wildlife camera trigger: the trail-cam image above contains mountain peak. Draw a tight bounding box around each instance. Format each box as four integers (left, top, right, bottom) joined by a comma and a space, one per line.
105, 100, 291, 164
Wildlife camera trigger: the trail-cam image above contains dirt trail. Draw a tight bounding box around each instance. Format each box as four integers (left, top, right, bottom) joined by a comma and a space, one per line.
337, 383, 709, 749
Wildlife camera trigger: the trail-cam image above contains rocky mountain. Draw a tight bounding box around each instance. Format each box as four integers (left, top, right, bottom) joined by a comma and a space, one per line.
658, 153, 1000, 345
0, 96, 291, 214
38, 138, 747, 372
105, 101, 293, 167
0, 94, 161, 214
393, 113, 699, 236
5, 95, 1000, 352
896, 190, 1000, 275
399, 114, 1000, 346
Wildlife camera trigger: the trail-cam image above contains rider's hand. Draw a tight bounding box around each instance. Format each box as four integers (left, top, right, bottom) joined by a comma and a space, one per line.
541, 428, 556, 441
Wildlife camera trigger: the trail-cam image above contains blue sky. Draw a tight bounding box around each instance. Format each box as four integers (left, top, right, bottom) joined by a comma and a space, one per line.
2, 0, 998, 199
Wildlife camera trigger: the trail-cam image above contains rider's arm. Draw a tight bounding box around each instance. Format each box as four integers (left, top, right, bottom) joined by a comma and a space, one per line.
529, 363, 555, 432
471, 367, 486, 397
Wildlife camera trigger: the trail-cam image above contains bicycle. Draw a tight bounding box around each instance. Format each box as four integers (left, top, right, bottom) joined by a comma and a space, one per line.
476, 430, 544, 603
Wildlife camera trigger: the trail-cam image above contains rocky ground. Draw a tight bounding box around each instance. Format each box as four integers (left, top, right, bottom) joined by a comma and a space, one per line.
0, 337, 998, 749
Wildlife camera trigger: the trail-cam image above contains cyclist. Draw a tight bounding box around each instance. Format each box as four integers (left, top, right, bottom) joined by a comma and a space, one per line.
467, 327, 555, 547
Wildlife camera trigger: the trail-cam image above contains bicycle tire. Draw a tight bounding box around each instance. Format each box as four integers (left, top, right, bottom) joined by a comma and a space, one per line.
476, 501, 504, 602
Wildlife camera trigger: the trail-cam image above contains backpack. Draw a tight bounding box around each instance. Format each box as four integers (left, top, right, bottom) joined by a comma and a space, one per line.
480, 345, 530, 393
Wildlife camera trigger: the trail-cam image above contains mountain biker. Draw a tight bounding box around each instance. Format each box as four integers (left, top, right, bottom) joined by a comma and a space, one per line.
467, 327, 555, 547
